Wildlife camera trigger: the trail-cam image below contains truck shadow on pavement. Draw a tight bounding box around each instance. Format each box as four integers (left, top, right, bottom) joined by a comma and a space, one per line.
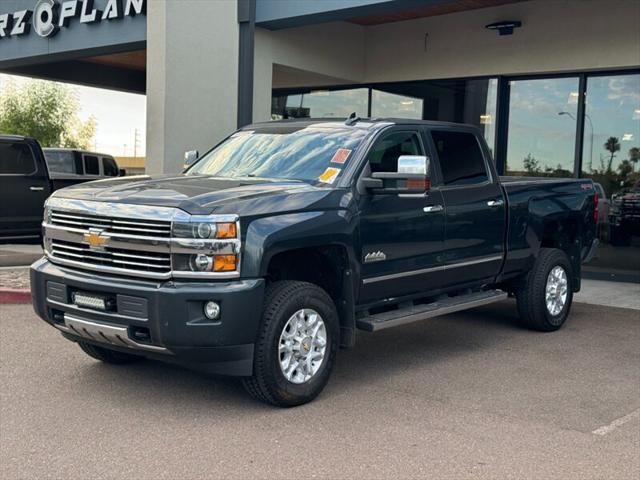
71, 300, 529, 411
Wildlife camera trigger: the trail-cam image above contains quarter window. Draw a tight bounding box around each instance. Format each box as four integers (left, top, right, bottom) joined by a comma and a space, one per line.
0, 142, 36, 175
431, 130, 488, 186
83, 155, 100, 175
102, 157, 119, 176
368, 131, 424, 173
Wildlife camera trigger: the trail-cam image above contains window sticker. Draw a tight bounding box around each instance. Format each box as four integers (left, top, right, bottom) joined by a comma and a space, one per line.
318, 167, 341, 184
331, 148, 352, 164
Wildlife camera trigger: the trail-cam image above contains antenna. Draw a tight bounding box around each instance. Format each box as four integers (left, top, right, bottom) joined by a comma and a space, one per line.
345, 112, 360, 126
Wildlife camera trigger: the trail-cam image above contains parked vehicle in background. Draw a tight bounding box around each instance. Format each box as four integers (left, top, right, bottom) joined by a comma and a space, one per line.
610, 180, 640, 246
0, 136, 123, 240
30, 118, 598, 406
43, 148, 124, 180
593, 183, 610, 240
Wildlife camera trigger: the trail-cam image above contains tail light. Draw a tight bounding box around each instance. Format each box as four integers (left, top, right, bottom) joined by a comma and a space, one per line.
593, 191, 599, 224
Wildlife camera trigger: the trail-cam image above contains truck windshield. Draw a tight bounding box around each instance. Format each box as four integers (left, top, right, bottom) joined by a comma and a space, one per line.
187, 125, 367, 185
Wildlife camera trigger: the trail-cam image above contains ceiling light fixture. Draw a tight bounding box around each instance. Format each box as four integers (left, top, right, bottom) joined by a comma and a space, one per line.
485, 20, 522, 36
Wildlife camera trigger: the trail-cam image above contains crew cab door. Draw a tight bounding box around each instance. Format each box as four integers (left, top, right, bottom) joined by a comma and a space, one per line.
427, 128, 506, 286
0, 139, 51, 239
357, 128, 446, 303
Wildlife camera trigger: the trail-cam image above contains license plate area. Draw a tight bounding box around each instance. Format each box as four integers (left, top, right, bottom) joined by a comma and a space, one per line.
71, 291, 116, 312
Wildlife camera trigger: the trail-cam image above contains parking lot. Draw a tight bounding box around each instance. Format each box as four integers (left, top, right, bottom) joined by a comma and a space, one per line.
1, 299, 638, 479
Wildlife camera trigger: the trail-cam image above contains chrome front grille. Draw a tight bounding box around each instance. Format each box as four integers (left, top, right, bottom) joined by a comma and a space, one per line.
43, 197, 241, 280
51, 239, 171, 275
51, 210, 172, 237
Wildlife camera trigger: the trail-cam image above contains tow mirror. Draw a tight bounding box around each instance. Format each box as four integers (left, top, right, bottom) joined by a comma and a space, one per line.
183, 150, 199, 169
363, 155, 431, 194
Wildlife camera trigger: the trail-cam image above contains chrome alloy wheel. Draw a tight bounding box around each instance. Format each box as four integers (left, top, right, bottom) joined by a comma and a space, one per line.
545, 266, 568, 316
278, 308, 327, 384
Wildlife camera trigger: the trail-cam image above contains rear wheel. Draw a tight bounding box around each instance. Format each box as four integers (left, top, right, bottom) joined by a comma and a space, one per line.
516, 248, 573, 331
242, 281, 339, 407
78, 341, 144, 364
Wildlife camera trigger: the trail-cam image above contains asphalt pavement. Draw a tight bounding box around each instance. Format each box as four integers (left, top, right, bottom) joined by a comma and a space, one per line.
1, 301, 638, 479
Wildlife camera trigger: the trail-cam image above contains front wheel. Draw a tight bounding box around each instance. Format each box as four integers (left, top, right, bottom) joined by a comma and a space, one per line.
516, 248, 574, 332
242, 281, 339, 407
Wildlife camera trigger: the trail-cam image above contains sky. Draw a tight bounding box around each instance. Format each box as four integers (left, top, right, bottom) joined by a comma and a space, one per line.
0, 73, 146, 157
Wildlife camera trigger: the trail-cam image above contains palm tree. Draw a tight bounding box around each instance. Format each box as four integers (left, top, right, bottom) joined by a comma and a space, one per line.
604, 136, 620, 173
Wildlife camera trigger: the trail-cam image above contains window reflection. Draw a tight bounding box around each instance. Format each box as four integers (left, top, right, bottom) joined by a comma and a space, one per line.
272, 89, 368, 120
506, 77, 579, 177
371, 90, 422, 119
581, 73, 640, 276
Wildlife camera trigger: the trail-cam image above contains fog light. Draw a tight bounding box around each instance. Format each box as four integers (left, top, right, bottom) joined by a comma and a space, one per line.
204, 301, 220, 320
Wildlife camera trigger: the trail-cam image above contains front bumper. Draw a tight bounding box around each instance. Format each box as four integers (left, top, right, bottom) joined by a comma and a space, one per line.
30, 258, 265, 376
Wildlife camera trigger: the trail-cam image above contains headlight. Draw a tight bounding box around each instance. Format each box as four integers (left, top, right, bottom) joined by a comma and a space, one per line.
171, 221, 237, 239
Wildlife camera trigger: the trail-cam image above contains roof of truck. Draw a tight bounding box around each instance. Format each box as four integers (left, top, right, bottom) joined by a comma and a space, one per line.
0, 134, 27, 141
244, 118, 479, 132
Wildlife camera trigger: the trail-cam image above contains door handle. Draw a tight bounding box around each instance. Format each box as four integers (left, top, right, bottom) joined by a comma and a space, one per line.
30, 186, 45, 192
423, 205, 444, 213
487, 199, 504, 208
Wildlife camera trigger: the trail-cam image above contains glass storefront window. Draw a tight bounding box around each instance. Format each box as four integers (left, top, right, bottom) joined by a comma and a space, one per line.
506, 77, 579, 177
580, 73, 640, 278
371, 90, 422, 119
272, 89, 368, 120
581, 74, 640, 197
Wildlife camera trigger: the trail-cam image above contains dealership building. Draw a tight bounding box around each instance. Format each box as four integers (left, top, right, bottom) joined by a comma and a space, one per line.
1, 0, 639, 278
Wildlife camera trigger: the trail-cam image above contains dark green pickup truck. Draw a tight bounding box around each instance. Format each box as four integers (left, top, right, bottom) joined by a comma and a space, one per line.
30, 118, 599, 406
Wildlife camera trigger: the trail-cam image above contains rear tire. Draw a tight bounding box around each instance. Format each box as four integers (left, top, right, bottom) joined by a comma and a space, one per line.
516, 248, 573, 332
242, 281, 339, 407
78, 341, 143, 364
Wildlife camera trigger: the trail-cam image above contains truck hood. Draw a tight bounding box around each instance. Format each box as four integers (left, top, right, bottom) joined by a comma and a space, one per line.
52, 174, 336, 215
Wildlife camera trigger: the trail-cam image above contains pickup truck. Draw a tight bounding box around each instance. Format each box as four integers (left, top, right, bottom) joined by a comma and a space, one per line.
30, 119, 599, 407
0, 135, 123, 240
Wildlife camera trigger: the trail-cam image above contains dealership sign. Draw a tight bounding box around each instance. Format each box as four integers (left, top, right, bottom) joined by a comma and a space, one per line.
0, 0, 145, 39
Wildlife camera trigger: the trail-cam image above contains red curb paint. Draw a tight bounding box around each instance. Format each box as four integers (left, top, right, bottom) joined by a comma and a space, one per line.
0, 288, 32, 304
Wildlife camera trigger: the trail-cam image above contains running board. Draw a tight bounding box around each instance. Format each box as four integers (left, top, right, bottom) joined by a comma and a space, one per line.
356, 289, 508, 332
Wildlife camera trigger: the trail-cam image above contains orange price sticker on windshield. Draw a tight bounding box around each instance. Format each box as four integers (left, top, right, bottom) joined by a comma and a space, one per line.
318, 167, 341, 184
331, 148, 352, 164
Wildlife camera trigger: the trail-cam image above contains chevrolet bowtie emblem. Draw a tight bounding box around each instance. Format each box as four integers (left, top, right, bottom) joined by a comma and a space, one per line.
83, 230, 109, 249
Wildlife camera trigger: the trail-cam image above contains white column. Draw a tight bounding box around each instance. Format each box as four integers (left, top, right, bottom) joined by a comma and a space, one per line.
146, 0, 239, 174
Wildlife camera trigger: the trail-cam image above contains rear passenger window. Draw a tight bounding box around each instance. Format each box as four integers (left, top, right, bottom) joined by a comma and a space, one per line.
102, 157, 118, 176
368, 131, 423, 173
84, 155, 100, 175
431, 131, 488, 186
44, 151, 77, 174
0, 142, 36, 175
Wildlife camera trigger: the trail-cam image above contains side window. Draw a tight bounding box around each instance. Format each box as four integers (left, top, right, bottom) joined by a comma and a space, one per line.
431, 130, 488, 186
44, 151, 76, 174
83, 155, 100, 175
0, 142, 36, 175
102, 157, 118, 176
368, 131, 423, 173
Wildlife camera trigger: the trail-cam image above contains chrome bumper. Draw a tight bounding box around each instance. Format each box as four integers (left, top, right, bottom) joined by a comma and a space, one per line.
55, 314, 170, 354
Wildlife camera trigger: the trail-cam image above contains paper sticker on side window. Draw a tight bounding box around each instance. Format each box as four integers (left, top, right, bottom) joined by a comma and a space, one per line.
331, 148, 352, 164
318, 167, 341, 184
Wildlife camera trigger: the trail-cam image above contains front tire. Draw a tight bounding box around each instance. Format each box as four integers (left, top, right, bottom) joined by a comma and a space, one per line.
242, 281, 339, 407
516, 248, 574, 332
78, 341, 144, 364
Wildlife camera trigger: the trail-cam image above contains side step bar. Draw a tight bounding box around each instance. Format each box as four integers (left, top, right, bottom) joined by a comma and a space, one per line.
356, 289, 508, 332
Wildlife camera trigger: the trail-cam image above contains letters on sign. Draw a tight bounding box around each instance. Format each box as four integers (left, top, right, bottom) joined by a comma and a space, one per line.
0, 0, 145, 39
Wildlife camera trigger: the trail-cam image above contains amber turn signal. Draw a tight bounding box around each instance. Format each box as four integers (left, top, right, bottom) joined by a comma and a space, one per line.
213, 255, 237, 272
216, 222, 237, 239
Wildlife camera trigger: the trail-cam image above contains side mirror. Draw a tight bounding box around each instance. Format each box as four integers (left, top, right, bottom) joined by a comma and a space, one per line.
364, 155, 431, 194
118, 168, 126, 177
183, 150, 199, 169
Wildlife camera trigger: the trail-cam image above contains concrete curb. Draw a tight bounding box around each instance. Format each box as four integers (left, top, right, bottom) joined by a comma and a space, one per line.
0, 288, 32, 304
